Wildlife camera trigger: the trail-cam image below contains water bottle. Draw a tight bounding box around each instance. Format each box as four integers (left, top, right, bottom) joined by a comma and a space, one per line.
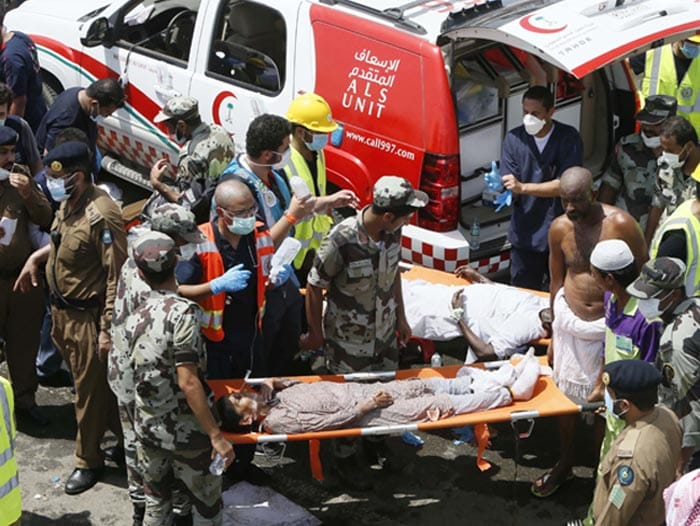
430, 352, 443, 368
270, 237, 302, 269
289, 175, 311, 199
470, 217, 480, 251
209, 453, 226, 476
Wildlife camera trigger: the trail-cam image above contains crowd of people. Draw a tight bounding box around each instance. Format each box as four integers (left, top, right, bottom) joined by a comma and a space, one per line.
0, 12, 699, 526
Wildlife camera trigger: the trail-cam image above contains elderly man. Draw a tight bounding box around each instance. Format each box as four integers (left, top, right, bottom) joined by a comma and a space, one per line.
531, 167, 647, 498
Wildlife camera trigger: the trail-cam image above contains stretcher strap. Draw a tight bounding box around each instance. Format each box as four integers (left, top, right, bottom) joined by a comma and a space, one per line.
475, 423, 491, 472
309, 439, 323, 482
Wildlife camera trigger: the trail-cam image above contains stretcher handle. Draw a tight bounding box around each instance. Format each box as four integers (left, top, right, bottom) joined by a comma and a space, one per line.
579, 402, 604, 413
343, 371, 397, 381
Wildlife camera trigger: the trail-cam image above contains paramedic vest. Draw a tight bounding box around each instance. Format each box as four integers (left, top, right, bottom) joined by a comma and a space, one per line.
650, 199, 700, 297
0, 376, 20, 526
641, 46, 700, 134
196, 221, 274, 341
284, 147, 333, 269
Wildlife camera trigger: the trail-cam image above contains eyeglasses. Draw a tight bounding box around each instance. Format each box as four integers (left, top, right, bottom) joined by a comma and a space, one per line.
220, 204, 258, 219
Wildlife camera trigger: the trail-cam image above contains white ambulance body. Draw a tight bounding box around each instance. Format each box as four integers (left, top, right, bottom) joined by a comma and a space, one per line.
6, 0, 700, 274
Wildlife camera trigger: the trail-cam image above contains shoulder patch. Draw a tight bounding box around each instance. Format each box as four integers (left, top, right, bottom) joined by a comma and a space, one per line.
617, 465, 634, 486
86, 202, 102, 225
101, 228, 113, 245
616, 428, 640, 458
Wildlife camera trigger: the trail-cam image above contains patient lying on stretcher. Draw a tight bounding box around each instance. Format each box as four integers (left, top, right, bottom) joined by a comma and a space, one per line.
217, 352, 542, 435
403, 266, 552, 363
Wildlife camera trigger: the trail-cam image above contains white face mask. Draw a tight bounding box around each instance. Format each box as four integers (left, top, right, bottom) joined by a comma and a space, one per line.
178, 242, 198, 260
272, 148, 291, 170
658, 150, 686, 169
523, 114, 546, 136
637, 297, 664, 320
641, 131, 661, 149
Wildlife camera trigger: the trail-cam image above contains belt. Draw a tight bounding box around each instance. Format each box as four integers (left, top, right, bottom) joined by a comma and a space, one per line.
49, 292, 100, 311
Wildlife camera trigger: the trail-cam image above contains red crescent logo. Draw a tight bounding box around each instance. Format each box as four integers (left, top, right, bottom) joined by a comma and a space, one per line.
519, 14, 568, 34
212, 90, 238, 126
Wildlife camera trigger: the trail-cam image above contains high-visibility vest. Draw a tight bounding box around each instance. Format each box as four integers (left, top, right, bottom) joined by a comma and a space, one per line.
641, 46, 700, 135
650, 199, 700, 297
0, 377, 21, 526
284, 147, 333, 269
196, 221, 274, 340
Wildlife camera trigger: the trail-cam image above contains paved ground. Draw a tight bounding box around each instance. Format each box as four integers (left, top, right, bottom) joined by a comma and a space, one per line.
5, 342, 601, 526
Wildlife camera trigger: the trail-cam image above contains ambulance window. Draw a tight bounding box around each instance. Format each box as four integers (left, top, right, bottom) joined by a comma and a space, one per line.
119, 1, 200, 63
207, 1, 286, 94
453, 57, 501, 128
556, 72, 585, 104
484, 47, 526, 89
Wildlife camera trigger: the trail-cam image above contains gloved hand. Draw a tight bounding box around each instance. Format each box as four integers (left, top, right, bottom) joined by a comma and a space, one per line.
210, 264, 251, 294
494, 189, 513, 212
269, 263, 293, 287
484, 160, 503, 193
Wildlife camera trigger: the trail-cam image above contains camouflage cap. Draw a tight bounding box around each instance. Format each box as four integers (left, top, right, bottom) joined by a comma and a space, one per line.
153, 96, 199, 123
150, 203, 207, 244
626, 257, 686, 299
635, 95, 677, 125
372, 176, 428, 209
132, 231, 177, 274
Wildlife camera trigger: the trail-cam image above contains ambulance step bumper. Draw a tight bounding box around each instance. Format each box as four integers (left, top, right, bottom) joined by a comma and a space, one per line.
101, 155, 153, 192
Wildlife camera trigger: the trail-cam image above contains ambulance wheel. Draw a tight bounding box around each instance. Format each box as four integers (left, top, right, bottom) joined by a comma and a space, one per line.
42, 75, 62, 106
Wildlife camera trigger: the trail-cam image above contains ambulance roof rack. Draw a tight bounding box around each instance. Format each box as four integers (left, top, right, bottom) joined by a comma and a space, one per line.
319, 0, 428, 35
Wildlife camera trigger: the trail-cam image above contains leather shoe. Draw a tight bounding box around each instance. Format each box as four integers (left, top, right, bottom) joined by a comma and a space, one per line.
103, 445, 125, 466
64, 467, 104, 495
38, 369, 73, 388
16, 405, 50, 426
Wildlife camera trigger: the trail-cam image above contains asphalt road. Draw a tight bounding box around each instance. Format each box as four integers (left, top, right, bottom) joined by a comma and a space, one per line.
5, 345, 599, 526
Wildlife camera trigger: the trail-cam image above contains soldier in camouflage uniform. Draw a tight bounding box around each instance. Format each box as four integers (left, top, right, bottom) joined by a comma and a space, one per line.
645, 115, 699, 244
304, 175, 428, 374
627, 257, 700, 474
146, 96, 236, 222
127, 232, 233, 526
599, 95, 676, 231
110, 203, 207, 526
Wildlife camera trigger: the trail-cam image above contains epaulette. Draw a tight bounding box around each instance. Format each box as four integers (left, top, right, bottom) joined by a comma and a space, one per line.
85, 201, 103, 226
616, 428, 640, 458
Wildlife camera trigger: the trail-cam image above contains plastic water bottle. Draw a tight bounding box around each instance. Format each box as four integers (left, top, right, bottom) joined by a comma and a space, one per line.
271, 237, 302, 269
470, 217, 480, 251
209, 453, 226, 476
289, 175, 311, 199
430, 352, 443, 368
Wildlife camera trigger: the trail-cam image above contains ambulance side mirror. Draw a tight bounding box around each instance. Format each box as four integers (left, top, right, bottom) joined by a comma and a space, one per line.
81, 18, 111, 48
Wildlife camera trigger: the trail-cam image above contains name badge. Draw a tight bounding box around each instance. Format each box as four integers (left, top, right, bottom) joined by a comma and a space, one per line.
615, 334, 634, 355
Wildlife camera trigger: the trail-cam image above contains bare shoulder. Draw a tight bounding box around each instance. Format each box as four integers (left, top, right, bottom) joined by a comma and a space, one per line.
549, 214, 571, 239
602, 204, 639, 231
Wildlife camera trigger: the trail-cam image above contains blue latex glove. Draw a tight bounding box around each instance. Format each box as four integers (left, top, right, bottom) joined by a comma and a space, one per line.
210, 263, 251, 294
269, 263, 293, 287
494, 189, 513, 212
484, 160, 503, 193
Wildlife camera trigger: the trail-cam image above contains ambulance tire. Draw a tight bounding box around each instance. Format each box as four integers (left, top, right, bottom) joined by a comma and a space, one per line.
41, 76, 62, 107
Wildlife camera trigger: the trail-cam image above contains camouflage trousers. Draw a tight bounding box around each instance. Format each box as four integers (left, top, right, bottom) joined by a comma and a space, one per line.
119, 405, 190, 515
138, 444, 221, 525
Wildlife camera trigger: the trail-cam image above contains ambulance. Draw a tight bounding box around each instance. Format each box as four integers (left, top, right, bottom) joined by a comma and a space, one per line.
6, 0, 700, 274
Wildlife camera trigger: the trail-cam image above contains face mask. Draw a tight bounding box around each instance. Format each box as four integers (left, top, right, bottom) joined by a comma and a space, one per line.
637, 296, 664, 320
227, 215, 256, 236
272, 148, 291, 170
681, 42, 700, 60
604, 389, 627, 420
46, 174, 75, 202
178, 242, 197, 260
0, 119, 5, 128
89, 102, 101, 123
659, 149, 686, 169
0, 167, 9, 181
305, 133, 328, 152
641, 131, 661, 149
523, 114, 546, 136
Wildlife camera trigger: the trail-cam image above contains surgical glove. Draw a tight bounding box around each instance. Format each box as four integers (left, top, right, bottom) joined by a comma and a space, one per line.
210, 263, 251, 294
494, 189, 512, 212
269, 263, 293, 287
484, 160, 503, 192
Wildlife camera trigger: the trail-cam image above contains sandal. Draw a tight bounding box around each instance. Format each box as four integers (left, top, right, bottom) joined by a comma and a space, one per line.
530, 470, 574, 498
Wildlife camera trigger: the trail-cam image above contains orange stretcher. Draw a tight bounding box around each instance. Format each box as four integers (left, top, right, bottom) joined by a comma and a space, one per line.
208, 358, 588, 480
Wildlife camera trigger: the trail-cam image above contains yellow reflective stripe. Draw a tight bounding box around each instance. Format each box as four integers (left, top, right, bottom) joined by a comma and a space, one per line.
0, 383, 13, 451
196, 241, 218, 253
198, 309, 223, 330
646, 48, 663, 97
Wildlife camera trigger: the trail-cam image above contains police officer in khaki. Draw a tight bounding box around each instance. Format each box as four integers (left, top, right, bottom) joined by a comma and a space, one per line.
0, 126, 52, 426
16, 141, 127, 494
589, 359, 681, 526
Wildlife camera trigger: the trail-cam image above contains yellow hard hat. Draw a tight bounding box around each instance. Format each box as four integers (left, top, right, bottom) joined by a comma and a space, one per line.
286, 93, 338, 133
692, 162, 700, 183
688, 35, 700, 44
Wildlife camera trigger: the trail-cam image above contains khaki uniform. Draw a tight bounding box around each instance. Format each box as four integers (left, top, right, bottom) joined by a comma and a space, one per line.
591, 405, 682, 526
601, 133, 657, 230
307, 207, 402, 373
47, 185, 126, 469
0, 176, 52, 409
